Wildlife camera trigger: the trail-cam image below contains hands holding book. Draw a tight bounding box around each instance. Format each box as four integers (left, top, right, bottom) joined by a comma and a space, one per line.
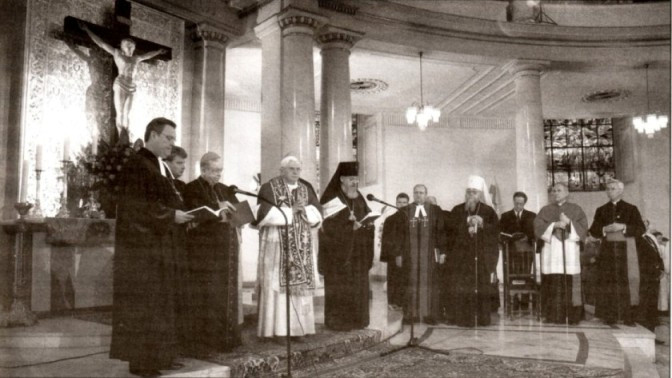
175, 210, 195, 224
218, 201, 237, 222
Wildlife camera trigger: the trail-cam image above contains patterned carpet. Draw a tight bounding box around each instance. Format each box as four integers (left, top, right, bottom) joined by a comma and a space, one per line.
294, 343, 625, 378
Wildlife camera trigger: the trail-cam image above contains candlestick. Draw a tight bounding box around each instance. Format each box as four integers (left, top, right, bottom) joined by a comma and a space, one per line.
63, 139, 71, 161
55, 160, 71, 218
28, 169, 44, 219
19, 160, 29, 203
35, 144, 43, 171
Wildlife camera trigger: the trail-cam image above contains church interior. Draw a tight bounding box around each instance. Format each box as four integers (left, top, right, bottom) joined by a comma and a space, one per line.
0, 0, 670, 377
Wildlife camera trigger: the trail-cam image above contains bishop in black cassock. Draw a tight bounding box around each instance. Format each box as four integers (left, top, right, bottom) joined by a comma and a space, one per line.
111, 118, 192, 376
588, 180, 646, 326
184, 152, 241, 352
319, 162, 375, 331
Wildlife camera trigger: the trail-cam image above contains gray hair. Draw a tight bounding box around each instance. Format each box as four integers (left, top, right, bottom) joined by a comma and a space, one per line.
413, 184, 428, 193
606, 179, 624, 190
553, 182, 569, 192
280, 155, 301, 168
200, 151, 221, 170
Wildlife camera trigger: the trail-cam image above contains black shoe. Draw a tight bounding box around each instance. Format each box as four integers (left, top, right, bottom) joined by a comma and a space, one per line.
655, 339, 665, 345
604, 319, 616, 326
423, 316, 437, 325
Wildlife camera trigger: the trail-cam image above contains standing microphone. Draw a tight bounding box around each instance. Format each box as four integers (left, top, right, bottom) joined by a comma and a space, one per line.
366, 194, 399, 210
229, 185, 258, 198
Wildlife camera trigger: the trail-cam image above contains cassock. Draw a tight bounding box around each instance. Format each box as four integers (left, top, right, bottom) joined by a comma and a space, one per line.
396, 202, 446, 323
447, 202, 499, 327
255, 176, 322, 337
637, 233, 664, 331
381, 209, 408, 308
110, 148, 184, 370
589, 200, 645, 325
174, 178, 187, 198
534, 201, 587, 324
319, 163, 375, 331
184, 177, 241, 352
439, 209, 454, 321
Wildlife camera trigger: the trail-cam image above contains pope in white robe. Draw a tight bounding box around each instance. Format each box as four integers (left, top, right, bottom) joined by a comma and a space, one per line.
255, 156, 322, 338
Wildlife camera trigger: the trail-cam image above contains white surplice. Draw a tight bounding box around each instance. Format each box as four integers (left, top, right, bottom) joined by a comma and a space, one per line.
540, 221, 581, 275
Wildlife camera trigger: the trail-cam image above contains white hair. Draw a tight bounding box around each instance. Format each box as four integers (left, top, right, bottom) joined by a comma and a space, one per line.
606, 179, 624, 190
280, 155, 301, 168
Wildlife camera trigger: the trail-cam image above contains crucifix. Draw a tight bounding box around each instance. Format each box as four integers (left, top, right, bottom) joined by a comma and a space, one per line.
63, 0, 172, 145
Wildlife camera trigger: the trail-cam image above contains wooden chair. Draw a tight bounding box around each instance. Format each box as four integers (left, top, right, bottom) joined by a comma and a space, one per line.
502, 237, 541, 320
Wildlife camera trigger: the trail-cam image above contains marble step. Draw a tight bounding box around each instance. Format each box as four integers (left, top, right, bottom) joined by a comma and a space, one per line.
0, 318, 110, 348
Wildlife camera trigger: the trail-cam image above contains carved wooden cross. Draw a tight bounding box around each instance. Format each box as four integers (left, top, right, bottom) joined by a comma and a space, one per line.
63, 0, 172, 62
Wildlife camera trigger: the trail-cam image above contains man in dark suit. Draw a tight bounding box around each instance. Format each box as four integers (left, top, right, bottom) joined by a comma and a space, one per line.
164, 145, 188, 197
500, 191, 536, 242
500, 192, 537, 311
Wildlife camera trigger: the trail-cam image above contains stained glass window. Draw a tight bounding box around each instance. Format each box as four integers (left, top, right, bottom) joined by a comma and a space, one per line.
544, 118, 615, 192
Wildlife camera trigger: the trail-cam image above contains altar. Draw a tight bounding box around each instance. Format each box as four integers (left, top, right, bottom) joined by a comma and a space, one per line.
1, 217, 115, 314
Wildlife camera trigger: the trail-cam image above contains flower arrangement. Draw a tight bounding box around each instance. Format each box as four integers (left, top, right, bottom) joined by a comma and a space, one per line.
68, 140, 135, 218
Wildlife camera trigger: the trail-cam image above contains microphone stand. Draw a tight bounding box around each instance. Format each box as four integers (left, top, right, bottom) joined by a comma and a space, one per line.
234, 187, 293, 378
366, 196, 417, 348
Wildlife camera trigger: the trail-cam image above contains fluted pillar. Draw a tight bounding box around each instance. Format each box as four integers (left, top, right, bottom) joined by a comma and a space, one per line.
317, 28, 362, 192
505, 59, 550, 211
190, 23, 229, 171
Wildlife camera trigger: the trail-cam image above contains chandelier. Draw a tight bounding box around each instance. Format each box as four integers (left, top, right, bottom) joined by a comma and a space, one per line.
632, 63, 668, 138
405, 52, 440, 131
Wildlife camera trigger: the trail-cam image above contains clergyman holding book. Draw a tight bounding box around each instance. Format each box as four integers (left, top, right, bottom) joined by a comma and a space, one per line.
183, 152, 241, 353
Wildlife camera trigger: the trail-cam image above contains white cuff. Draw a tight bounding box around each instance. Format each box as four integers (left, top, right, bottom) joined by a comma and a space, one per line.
258, 206, 293, 227
304, 205, 322, 227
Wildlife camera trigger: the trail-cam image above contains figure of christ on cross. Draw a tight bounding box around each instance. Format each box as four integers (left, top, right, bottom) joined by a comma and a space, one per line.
79, 22, 167, 144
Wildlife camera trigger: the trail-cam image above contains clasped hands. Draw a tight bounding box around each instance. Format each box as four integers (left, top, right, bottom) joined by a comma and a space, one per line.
603, 222, 626, 233
554, 212, 571, 229
467, 215, 483, 235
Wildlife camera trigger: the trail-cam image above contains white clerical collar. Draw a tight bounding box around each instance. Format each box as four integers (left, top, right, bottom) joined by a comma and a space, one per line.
556, 201, 566, 207
414, 204, 427, 218
158, 157, 166, 177
286, 182, 298, 191
611, 200, 621, 206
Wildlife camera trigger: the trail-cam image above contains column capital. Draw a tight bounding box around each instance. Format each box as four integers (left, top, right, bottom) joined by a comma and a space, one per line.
504, 59, 551, 77
278, 9, 328, 36
190, 23, 230, 46
316, 26, 364, 50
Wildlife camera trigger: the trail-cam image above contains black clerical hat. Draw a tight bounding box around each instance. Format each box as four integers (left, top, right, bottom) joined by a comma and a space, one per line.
320, 161, 359, 204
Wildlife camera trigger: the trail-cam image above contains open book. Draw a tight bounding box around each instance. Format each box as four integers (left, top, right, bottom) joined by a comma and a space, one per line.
186, 200, 255, 226
186, 206, 223, 222
358, 212, 380, 227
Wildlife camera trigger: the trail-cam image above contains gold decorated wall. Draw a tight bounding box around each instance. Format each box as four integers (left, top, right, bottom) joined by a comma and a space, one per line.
23, 0, 184, 215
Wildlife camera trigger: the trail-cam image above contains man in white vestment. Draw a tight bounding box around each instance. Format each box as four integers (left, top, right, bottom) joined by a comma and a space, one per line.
255, 156, 322, 338
534, 183, 588, 324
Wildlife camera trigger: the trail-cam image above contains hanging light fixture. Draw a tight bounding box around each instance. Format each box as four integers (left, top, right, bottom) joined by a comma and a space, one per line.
632, 63, 668, 138
406, 52, 440, 131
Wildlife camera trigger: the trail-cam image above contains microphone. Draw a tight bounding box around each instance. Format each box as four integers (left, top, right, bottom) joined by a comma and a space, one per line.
366, 194, 399, 210
229, 185, 259, 198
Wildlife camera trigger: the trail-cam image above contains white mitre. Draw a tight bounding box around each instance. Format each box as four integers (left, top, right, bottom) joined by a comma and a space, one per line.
467, 175, 493, 207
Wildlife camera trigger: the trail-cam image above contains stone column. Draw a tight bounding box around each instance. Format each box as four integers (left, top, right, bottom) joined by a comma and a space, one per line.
505, 59, 549, 212
189, 23, 228, 172
277, 11, 325, 186
317, 27, 362, 192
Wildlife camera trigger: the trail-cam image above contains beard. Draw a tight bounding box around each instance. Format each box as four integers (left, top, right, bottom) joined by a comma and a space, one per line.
341, 184, 359, 199
466, 197, 479, 212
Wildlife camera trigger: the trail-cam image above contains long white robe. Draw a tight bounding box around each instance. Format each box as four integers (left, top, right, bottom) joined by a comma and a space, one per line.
256, 205, 322, 337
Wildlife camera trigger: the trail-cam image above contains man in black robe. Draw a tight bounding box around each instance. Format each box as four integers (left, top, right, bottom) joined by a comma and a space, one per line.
184, 152, 241, 352
447, 175, 499, 327
164, 145, 188, 196
319, 162, 375, 331
588, 179, 645, 326
111, 117, 194, 377
500, 191, 537, 312
381, 192, 410, 310
395, 184, 446, 324
637, 230, 664, 331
